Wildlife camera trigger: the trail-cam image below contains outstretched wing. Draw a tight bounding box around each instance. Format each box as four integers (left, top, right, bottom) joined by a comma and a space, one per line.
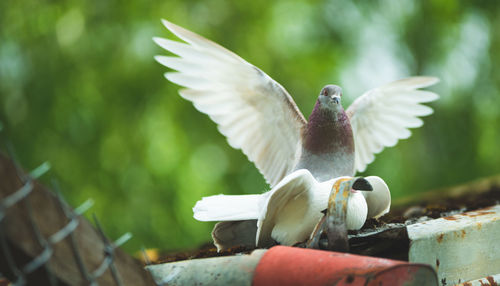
362, 176, 391, 219
256, 169, 318, 247
154, 19, 306, 187
346, 77, 439, 172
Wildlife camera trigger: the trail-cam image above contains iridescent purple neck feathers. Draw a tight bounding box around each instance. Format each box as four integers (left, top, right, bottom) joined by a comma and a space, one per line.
294, 100, 355, 181
302, 101, 354, 154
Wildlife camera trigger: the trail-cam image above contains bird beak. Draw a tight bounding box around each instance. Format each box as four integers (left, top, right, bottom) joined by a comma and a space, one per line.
331, 95, 341, 104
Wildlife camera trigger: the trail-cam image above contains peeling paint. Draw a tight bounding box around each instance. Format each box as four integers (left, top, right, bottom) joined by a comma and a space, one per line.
477, 222, 483, 230
437, 233, 444, 243
486, 276, 498, 286
461, 211, 495, 218
457, 273, 500, 286
408, 205, 500, 285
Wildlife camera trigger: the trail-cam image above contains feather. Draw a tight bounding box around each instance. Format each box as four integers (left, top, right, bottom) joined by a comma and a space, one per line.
347, 77, 439, 172
193, 194, 262, 221
155, 19, 307, 187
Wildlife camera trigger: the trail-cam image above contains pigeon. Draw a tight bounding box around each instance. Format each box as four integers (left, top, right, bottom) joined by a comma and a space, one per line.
153, 19, 439, 187
193, 169, 390, 250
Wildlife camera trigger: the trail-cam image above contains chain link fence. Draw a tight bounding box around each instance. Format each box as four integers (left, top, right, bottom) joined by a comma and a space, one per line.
0, 141, 155, 285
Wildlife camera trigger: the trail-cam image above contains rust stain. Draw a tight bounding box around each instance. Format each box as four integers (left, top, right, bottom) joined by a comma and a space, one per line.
461, 229, 466, 238
331, 178, 350, 193
443, 216, 458, 221
479, 279, 488, 286
477, 222, 483, 230
329, 178, 350, 204
486, 276, 498, 286
462, 281, 471, 286
328, 189, 338, 204
437, 233, 444, 243
461, 211, 495, 218
342, 188, 349, 199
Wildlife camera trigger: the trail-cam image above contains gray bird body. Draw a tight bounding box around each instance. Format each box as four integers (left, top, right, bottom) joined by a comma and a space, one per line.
294, 86, 355, 181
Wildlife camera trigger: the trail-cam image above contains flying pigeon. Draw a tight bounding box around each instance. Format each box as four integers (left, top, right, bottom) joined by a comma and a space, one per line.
153, 19, 439, 186
193, 169, 390, 250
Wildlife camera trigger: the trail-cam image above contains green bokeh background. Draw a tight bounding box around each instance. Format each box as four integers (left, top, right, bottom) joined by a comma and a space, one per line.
1, 1, 499, 253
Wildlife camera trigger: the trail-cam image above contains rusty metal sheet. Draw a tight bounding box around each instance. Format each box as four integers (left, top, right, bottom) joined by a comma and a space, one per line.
407, 205, 500, 285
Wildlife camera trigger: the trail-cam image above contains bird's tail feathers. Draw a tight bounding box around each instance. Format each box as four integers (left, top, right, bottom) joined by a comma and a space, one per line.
193, 194, 263, 221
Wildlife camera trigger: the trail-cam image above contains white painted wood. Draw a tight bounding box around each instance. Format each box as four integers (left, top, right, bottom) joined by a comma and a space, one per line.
407, 205, 500, 285
457, 273, 500, 286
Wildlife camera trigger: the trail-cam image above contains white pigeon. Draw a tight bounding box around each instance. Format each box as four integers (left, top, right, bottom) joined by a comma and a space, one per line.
153, 19, 439, 187
193, 169, 390, 250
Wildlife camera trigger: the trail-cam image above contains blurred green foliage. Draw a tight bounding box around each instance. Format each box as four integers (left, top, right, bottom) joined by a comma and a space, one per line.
1, 0, 500, 252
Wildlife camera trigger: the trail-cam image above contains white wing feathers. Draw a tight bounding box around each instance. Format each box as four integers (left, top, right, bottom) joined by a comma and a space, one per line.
347, 77, 439, 173
256, 169, 317, 247
154, 19, 306, 187
362, 176, 391, 219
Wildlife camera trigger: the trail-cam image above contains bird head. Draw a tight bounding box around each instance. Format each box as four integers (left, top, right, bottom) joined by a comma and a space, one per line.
318, 85, 343, 110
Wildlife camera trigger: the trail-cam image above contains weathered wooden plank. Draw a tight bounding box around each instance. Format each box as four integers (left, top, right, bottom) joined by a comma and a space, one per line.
0, 153, 155, 285
407, 205, 500, 285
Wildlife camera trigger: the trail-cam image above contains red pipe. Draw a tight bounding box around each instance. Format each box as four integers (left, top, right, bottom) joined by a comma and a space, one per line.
252, 246, 437, 286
